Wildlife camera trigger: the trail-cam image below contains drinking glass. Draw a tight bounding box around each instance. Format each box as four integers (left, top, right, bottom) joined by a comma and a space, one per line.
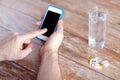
89, 6, 107, 48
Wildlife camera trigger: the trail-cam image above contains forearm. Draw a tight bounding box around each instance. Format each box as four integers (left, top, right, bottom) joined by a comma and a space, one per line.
37, 50, 62, 80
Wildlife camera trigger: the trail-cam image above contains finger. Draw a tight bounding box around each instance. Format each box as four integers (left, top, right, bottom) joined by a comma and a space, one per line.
36, 16, 43, 27
10, 32, 19, 38
20, 28, 47, 40
36, 21, 41, 27
35, 21, 41, 30
22, 40, 31, 50
20, 44, 32, 59
57, 20, 63, 33
35, 16, 44, 29
24, 39, 31, 44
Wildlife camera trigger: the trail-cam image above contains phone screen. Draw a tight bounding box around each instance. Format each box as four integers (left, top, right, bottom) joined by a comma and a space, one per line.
40, 11, 60, 37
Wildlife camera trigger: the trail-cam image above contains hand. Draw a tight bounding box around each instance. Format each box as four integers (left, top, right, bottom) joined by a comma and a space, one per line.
43, 20, 64, 52
0, 29, 47, 61
37, 20, 64, 57
36, 20, 63, 80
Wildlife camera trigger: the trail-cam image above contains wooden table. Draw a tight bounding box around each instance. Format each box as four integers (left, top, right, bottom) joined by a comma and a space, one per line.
0, 0, 120, 80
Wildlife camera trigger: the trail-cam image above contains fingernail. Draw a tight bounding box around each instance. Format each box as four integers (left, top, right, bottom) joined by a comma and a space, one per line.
42, 28, 47, 32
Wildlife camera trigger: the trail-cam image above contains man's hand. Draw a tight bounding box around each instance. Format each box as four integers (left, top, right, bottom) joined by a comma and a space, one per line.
37, 20, 64, 80
40, 20, 64, 55
0, 29, 47, 61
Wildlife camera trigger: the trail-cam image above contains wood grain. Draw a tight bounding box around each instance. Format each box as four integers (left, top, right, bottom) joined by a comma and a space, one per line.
0, 0, 120, 80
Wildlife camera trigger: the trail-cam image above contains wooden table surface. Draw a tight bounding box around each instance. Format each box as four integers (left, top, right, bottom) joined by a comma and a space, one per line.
0, 0, 120, 80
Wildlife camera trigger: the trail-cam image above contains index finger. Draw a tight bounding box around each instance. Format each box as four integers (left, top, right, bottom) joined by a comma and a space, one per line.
20, 28, 47, 40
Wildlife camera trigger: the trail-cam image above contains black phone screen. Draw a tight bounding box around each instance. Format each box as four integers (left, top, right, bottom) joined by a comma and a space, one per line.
40, 11, 60, 37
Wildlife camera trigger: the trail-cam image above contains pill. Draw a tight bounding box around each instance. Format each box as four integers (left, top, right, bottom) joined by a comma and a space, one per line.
88, 56, 110, 69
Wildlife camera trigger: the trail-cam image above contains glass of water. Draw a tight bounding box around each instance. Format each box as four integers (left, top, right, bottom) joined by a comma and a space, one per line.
88, 6, 107, 48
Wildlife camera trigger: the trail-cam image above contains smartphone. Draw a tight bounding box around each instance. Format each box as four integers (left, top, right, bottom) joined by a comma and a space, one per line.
37, 6, 64, 41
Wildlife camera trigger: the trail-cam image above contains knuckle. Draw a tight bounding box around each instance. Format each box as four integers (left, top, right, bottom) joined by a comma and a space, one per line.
13, 32, 19, 36
14, 35, 20, 42
10, 32, 19, 37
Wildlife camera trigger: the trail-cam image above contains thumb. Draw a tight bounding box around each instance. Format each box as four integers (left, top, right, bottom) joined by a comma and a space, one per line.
57, 20, 63, 33
20, 44, 32, 59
